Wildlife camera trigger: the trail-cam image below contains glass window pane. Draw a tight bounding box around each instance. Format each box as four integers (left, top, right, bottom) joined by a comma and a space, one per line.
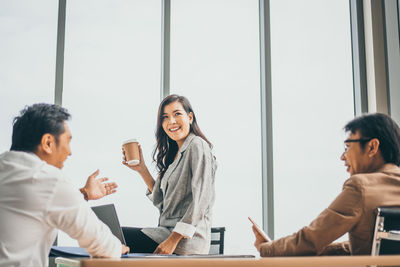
170, 0, 261, 254
0, 1, 57, 151
270, 0, 355, 239
60, 0, 161, 246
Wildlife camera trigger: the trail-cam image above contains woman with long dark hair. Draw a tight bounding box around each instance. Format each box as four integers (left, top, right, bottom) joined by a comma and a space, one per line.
122, 94, 217, 255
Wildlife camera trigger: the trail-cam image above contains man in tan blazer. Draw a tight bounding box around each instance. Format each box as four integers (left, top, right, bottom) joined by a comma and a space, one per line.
253, 113, 400, 256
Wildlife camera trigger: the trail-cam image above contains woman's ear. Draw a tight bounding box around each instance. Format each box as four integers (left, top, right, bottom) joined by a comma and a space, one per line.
189, 112, 194, 124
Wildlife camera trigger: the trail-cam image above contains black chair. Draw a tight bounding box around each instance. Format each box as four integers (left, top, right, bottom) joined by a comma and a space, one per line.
371, 206, 400, 255
209, 227, 225, 255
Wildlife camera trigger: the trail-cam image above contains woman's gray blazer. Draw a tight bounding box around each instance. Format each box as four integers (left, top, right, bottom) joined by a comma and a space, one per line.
141, 133, 217, 254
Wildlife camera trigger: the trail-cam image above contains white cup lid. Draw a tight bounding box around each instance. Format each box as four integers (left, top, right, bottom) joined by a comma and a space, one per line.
127, 159, 140, 166
122, 138, 138, 145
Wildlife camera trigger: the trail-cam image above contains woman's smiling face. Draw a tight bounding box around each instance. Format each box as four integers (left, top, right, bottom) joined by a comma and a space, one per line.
161, 101, 193, 148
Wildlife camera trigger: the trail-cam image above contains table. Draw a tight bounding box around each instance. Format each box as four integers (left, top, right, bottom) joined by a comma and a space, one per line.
55, 255, 400, 267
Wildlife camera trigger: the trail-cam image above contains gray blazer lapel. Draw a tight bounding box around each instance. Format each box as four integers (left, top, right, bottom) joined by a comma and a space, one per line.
161, 134, 196, 191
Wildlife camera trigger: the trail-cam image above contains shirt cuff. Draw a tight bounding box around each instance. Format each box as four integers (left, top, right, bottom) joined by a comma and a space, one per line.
79, 187, 89, 201
173, 222, 196, 238
260, 242, 274, 257
145, 189, 154, 202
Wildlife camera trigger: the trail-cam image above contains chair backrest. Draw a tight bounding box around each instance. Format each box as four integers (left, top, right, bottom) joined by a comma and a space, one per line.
371, 206, 400, 255
209, 227, 225, 254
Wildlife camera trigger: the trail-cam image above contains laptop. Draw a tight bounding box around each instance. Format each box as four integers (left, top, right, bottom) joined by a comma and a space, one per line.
91, 203, 126, 245
50, 203, 153, 258
51, 204, 255, 258
89, 204, 255, 258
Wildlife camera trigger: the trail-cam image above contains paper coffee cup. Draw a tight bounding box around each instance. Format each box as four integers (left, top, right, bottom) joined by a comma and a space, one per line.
122, 139, 140, 166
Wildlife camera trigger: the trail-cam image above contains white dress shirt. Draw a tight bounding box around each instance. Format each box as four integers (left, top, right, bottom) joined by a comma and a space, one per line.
0, 151, 122, 267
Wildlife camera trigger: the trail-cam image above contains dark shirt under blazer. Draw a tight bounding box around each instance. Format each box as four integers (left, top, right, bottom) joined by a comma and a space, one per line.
141, 133, 217, 254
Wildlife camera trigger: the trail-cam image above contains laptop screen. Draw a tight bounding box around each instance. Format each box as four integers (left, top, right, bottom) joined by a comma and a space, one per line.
91, 204, 126, 245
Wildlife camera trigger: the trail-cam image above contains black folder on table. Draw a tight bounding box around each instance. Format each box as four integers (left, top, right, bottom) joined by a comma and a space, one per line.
49, 246, 255, 258
49, 246, 152, 258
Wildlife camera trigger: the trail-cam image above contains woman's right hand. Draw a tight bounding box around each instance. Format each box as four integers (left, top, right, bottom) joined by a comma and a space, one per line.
122, 144, 147, 174
122, 144, 155, 192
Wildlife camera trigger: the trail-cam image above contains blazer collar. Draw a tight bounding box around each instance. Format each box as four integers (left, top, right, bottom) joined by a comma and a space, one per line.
178, 133, 196, 154
160, 133, 196, 183
376, 163, 400, 173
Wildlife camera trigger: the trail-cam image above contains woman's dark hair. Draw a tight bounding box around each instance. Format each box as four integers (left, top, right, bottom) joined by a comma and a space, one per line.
10, 103, 71, 152
153, 94, 212, 178
344, 113, 400, 165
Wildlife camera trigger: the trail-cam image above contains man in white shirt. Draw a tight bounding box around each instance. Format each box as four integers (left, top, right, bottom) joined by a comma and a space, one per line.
0, 103, 129, 267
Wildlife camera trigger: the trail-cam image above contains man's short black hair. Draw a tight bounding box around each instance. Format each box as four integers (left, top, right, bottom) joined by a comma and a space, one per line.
344, 113, 400, 165
10, 103, 71, 152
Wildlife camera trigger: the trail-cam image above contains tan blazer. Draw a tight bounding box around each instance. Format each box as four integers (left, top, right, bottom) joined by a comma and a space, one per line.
261, 164, 400, 256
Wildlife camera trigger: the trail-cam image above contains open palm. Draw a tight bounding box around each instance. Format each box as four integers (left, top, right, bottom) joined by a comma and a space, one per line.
82, 169, 118, 200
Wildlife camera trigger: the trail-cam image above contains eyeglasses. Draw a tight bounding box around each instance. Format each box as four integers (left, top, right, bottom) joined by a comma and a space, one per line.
343, 138, 373, 153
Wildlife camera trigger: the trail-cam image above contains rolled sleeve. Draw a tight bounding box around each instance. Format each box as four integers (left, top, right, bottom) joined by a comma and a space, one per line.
147, 178, 164, 211
146, 188, 154, 202
173, 222, 196, 238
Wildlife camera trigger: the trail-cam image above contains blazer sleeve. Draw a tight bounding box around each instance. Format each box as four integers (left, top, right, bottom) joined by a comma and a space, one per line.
173, 139, 215, 238
260, 177, 364, 256
146, 178, 164, 211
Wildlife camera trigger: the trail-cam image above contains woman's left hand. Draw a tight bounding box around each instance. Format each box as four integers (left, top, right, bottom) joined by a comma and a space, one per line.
154, 232, 183, 254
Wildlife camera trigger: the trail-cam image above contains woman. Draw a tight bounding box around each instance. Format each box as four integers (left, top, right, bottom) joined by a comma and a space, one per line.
122, 94, 217, 255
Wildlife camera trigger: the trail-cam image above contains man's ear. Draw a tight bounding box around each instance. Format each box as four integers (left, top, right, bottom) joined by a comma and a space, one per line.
39, 134, 56, 154
368, 138, 380, 158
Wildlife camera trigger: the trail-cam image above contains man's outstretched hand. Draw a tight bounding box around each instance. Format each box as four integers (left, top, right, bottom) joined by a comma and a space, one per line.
80, 169, 118, 201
